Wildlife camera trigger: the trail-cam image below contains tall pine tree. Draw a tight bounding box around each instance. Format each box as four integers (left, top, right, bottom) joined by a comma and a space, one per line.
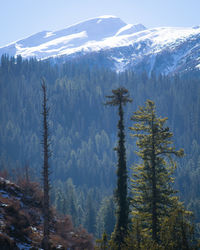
129, 100, 184, 244
105, 87, 132, 249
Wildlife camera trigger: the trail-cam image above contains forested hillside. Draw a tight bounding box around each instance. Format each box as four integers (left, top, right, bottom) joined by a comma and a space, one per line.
0, 55, 200, 238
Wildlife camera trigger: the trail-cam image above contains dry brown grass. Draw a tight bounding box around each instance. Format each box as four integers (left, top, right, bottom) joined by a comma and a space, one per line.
0, 177, 94, 249
0, 233, 18, 250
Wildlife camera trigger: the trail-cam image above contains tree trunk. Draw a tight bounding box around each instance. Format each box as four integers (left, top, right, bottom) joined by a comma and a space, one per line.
41, 81, 51, 250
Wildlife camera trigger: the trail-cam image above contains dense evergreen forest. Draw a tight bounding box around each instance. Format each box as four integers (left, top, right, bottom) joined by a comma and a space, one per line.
0, 55, 200, 244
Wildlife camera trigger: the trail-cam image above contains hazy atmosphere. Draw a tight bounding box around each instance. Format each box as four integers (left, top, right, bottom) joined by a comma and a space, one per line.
1, 0, 200, 46
1, 0, 200, 249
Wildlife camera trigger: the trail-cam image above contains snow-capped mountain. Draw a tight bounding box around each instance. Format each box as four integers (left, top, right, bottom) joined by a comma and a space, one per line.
1, 15, 200, 75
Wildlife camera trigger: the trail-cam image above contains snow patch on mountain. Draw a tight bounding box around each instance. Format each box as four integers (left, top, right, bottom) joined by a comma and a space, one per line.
0, 16, 144, 59
16, 31, 88, 58
115, 23, 146, 36
44, 31, 55, 38
0, 16, 200, 74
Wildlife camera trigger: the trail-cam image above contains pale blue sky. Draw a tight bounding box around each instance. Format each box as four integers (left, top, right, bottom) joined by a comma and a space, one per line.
1, 0, 199, 47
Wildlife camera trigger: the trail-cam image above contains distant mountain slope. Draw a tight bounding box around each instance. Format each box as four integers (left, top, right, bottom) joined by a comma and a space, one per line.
0, 15, 200, 74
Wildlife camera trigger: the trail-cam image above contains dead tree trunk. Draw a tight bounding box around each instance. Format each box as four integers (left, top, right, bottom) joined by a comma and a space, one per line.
41, 79, 51, 250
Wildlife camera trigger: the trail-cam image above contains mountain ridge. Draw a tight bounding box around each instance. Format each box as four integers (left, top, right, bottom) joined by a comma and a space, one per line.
1, 15, 200, 75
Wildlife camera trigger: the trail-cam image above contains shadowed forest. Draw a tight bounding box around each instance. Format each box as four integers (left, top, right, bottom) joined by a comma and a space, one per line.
0, 55, 200, 249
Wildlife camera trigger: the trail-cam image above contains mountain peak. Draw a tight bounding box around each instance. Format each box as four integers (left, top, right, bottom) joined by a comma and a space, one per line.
0, 16, 200, 75
97, 15, 118, 18
57, 15, 126, 40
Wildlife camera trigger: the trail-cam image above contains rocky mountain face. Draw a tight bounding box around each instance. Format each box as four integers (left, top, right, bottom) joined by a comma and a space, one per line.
0, 177, 94, 249
0, 15, 200, 75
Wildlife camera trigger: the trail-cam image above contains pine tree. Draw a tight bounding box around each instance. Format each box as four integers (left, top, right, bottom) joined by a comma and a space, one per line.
84, 193, 96, 235
96, 196, 116, 238
96, 231, 109, 250
129, 100, 184, 243
105, 87, 132, 249
103, 196, 116, 237
41, 79, 51, 249
160, 207, 196, 250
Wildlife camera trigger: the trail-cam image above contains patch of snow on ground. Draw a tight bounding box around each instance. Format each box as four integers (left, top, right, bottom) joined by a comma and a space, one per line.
0, 190, 10, 198
1, 203, 8, 207
17, 242, 31, 250
196, 63, 200, 69
0, 177, 11, 185
31, 226, 37, 232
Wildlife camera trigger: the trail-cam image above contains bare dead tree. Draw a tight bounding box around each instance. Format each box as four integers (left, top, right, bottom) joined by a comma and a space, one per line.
41, 79, 51, 249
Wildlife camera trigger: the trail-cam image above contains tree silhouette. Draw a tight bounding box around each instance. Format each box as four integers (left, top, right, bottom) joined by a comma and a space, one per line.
105, 87, 132, 249
41, 79, 51, 249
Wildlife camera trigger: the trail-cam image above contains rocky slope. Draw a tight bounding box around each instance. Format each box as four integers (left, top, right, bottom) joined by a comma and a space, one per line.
0, 177, 93, 249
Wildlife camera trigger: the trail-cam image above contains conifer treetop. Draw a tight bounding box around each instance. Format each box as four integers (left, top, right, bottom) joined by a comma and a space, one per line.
105, 87, 132, 106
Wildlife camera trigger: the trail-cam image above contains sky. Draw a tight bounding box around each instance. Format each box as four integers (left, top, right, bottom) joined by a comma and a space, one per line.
0, 0, 200, 47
